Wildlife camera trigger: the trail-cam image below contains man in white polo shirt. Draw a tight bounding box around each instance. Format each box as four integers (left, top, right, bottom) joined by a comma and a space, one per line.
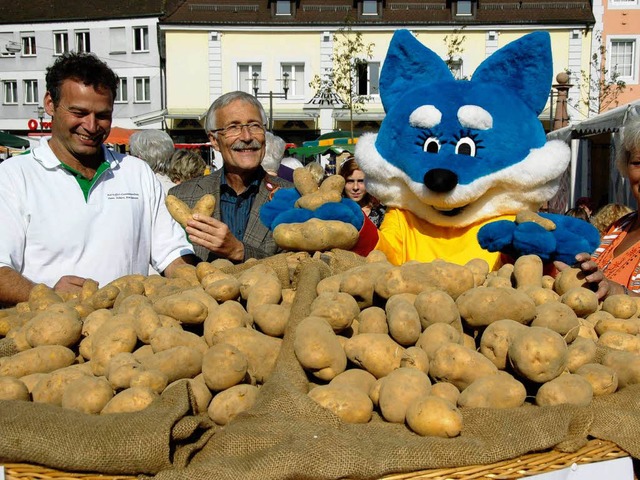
0, 52, 197, 306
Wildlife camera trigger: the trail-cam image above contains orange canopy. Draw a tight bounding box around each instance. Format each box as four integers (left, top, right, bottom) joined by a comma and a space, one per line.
105, 127, 139, 146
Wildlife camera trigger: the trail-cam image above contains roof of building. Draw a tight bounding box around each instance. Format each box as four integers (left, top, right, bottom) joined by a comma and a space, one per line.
0, 0, 182, 24
160, 0, 595, 27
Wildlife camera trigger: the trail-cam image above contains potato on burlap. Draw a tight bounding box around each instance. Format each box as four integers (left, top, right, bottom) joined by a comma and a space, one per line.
415, 323, 464, 361
430, 382, 460, 405
0, 376, 30, 401
310, 291, 360, 333
602, 294, 638, 319
0, 345, 76, 378
598, 330, 640, 354
400, 346, 430, 374
566, 336, 598, 373
329, 369, 377, 396
130, 369, 169, 394
294, 316, 347, 381
202, 343, 249, 391
553, 267, 589, 296
465, 258, 490, 287
202, 300, 252, 345
357, 307, 388, 334
82, 308, 113, 337
601, 350, 640, 389
138, 346, 203, 383
344, 333, 404, 379
405, 396, 463, 437
203, 274, 242, 303
90, 321, 138, 377
23, 303, 83, 348
385, 295, 422, 346
338, 261, 394, 309
308, 384, 373, 424
575, 363, 618, 396
149, 326, 208, 355
560, 287, 599, 318
27, 283, 64, 311
378, 368, 432, 423
152, 290, 209, 325
520, 286, 560, 306
479, 319, 529, 370
208, 384, 259, 425
512, 254, 543, 289
414, 288, 462, 333
212, 327, 282, 384
101, 386, 159, 414
457, 371, 526, 409
531, 302, 580, 343
31, 366, 89, 405
535, 373, 593, 407
456, 286, 536, 328
594, 317, 640, 336
62, 376, 114, 414
252, 303, 290, 337
429, 343, 498, 390
508, 326, 568, 383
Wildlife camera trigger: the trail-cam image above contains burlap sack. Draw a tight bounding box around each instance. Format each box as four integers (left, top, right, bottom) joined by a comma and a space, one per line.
1, 253, 640, 479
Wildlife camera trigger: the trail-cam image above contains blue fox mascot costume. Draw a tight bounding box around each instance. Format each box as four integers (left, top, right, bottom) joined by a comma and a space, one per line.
261, 30, 599, 269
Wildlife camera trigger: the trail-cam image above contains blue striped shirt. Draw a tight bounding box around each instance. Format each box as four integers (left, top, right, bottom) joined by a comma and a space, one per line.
219, 167, 262, 241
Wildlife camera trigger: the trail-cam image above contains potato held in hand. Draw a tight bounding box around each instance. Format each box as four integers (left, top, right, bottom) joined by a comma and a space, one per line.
166, 194, 216, 227
273, 218, 359, 252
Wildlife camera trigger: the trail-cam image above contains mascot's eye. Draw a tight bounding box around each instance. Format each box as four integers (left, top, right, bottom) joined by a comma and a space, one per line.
423, 137, 441, 154
455, 137, 477, 156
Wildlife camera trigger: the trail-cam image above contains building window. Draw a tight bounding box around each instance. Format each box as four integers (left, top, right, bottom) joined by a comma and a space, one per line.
281, 63, 304, 96
110, 27, 126, 54
3, 81, 17, 104
116, 78, 128, 103
356, 61, 380, 95
609, 0, 639, 6
54, 32, 69, 55
24, 80, 38, 104
447, 59, 464, 80
133, 26, 149, 52
22, 35, 36, 56
610, 39, 636, 81
275, 0, 291, 15
362, 0, 379, 15
75, 31, 90, 53
134, 77, 150, 102
238, 64, 261, 94
455, 0, 473, 16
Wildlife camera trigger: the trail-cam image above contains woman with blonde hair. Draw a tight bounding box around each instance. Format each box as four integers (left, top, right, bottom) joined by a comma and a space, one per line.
168, 149, 207, 184
591, 203, 633, 236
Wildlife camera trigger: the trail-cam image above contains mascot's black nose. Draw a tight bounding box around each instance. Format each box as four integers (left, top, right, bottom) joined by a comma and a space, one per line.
424, 169, 458, 193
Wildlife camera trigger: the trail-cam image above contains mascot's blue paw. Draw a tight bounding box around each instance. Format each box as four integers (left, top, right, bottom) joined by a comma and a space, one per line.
260, 187, 365, 232
478, 212, 601, 264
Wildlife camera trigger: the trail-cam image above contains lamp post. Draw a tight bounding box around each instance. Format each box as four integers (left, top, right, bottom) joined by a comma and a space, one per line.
36, 105, 45, 134
252, 72, 289, 131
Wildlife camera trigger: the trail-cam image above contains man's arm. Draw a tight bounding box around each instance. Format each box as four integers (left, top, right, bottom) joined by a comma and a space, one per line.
0, 266, 36, 306
162, 253, 201, 278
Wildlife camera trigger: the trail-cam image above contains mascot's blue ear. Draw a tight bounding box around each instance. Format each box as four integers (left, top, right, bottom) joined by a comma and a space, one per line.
472, 31, 552, 116
379, 29, 454, 111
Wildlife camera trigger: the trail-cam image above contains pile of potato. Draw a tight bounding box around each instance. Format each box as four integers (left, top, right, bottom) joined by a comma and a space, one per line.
0, 259, 293, 425
295, 253, 640, 437
1, 251, 638, 438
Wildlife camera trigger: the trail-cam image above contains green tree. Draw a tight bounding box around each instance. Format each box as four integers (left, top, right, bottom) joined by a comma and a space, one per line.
574, 31, 626, 115
443, 28, 467, 80
309, 21, 374, 138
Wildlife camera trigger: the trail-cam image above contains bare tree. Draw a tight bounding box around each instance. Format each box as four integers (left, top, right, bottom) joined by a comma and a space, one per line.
573, 31, 626, 115
309, 20, 374, 138
443, 27, 467, 80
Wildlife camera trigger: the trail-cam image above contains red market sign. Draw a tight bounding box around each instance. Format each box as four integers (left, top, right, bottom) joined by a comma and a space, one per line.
28, 119, 51, 131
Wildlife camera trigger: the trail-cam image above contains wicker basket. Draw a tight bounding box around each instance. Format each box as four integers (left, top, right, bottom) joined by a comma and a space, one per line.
2, 439, 632, 480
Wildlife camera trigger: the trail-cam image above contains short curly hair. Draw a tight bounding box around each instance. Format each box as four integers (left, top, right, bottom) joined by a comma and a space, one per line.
46, 52, 118, 106
168, 149, 207, 183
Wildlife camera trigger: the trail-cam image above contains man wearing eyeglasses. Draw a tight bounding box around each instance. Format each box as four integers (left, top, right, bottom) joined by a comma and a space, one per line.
168, 91, 293, 263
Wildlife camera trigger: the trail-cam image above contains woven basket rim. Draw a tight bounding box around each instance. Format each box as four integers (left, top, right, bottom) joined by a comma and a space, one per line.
3, 438, 630, 480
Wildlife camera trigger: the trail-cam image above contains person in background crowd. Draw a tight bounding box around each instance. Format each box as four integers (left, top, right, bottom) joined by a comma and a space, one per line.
339, 156, 386, 228
0, 52, 196, 306
168, 149, 207, 184
129, 129, 176, 194
590, 203, 634, 237
278, 155, 304, 182
559, 119, 640, 298
168, 91, 293, 263
261, 132, 287, 177
564, 206, 591, 223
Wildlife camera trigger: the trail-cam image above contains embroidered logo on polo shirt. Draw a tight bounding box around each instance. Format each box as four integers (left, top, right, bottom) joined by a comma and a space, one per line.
107, 193, 141, 200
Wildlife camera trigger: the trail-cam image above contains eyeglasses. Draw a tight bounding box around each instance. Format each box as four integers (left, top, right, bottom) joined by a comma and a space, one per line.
211, 122, 266, 137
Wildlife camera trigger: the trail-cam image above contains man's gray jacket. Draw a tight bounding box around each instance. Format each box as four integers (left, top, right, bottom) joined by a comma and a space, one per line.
168, 167, 292, 262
